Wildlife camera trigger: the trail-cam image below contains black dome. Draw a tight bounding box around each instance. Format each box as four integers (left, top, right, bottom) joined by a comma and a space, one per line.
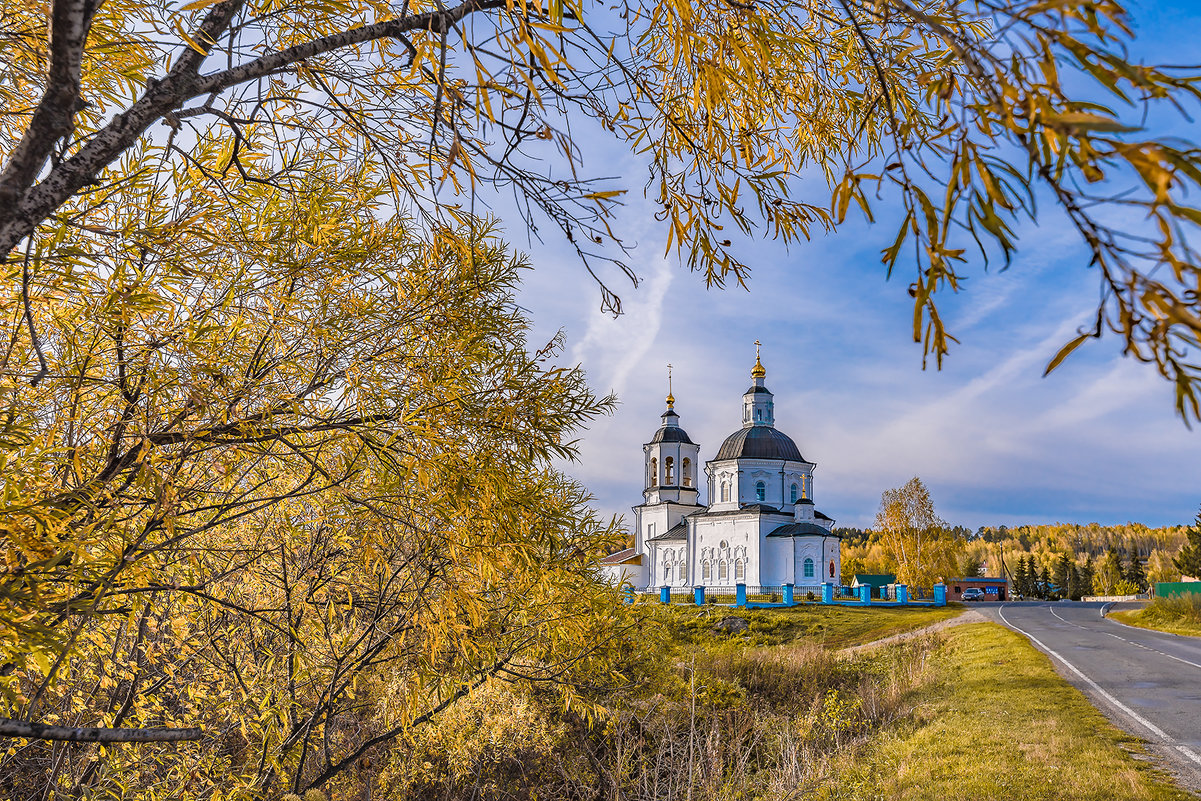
651, 425, 694, 444
714, 427, 803, 461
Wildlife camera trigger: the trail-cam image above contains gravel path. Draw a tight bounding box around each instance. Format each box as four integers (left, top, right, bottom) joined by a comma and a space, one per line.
840, 608, 984, 656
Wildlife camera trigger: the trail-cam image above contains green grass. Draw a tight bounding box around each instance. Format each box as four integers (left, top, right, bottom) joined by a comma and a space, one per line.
820, 623, 1191, 801
651, 602, 962, 649
1111, 594, 1201, 638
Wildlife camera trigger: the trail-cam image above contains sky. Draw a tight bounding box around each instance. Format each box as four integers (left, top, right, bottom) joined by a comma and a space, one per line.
511, 2, 1201, 532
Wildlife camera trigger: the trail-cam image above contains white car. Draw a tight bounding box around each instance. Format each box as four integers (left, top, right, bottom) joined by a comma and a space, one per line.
961, 588, 986, 602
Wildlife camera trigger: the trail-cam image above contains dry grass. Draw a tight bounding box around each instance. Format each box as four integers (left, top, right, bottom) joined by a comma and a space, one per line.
654, 602, 962, 649
1111, 594, 1201, 638
812, 623, 1192, 801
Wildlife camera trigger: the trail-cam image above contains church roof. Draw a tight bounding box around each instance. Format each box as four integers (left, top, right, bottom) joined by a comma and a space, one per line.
767, 522, 840, 537
599, 548, 642, 565
714, 426, 804, 461
650, 425, 694, 444
647, 521, 688, 541
649, 407, 695, 445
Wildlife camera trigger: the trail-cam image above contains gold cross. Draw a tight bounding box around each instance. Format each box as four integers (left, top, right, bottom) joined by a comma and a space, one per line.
667, 363, 673, 393
754, 340, 761, 359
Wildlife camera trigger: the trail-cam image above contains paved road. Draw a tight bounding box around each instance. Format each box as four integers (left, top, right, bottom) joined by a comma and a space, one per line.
973, 601, 1201, 793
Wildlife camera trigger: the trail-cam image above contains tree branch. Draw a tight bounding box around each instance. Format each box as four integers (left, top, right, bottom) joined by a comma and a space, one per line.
0, 718, 203, 743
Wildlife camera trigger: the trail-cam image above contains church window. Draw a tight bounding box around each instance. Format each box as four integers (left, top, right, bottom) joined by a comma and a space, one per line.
790, 483, 798, 503
720, 481, 729, 502
648, 523, 655, 539
679, 559, 688, 583
702, 561, 712, 581
719, 561, 728, 582
755, 481, 766, 502
803, 557, 815, 579
665, 457, 674, 485
682, 458, 692, 487
735, 559, 745, 581
663, 562, 671, 582
649, 457, 657, 487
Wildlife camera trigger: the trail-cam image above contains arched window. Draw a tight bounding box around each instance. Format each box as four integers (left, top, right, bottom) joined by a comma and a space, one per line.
735, 559, 745, 581
679, 559, 688, 583
649, 457, 657, 487
719, 561, 729, 581
829, 560, 836, 578
702, 561, 712, 581
803, 557, 815, 579
755, 481, 766, 502
682, 458, 692, 487
720, 481, 729, 502
665, 457, 674, 485
663, 562, 672, 582
790, 483, 798, 503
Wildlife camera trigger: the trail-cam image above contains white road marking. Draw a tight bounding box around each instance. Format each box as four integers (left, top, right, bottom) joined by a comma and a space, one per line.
997, 605, 1201, 769
1048, 606, 1201, 672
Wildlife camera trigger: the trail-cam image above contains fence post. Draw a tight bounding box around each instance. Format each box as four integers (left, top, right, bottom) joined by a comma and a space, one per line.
694, 586, 705, 606
822, 582, 834, 604
896, 585, 909, 605
783, 583, 794, 606
660, 586, 670, 604
859, 585, 871, 606
933, 584, 947, 606
735, 583, 747, 607
623, 587, 634, 605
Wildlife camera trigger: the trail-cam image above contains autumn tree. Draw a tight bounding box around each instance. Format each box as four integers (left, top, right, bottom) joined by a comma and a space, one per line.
873, 476, 958, 588
1, 0, 1201, 412
1174, 507, 1201, 580
0, 155, 642, 797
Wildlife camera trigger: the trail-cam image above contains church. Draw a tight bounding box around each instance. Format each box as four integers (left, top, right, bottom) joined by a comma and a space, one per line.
600, 347, 842, 591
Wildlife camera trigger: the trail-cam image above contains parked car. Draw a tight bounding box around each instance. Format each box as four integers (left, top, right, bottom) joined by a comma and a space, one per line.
961, 588, 986, 602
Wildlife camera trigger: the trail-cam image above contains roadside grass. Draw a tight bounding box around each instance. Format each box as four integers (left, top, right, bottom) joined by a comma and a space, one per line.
817, 623, 1191, 801
650, 602, 962, 649
1110, 594, 1201, 638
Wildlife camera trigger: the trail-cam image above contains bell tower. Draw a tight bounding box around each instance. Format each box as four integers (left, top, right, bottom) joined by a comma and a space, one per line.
633, 366, 703, 554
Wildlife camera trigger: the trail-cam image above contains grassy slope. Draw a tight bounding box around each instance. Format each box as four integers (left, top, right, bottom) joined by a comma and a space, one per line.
653, 602, 962, 649
823, 623, 1191, 801
1110, 607, 1201, 638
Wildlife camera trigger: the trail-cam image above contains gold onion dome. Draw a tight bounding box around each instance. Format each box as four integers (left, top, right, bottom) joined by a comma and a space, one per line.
751, 356, 766, 379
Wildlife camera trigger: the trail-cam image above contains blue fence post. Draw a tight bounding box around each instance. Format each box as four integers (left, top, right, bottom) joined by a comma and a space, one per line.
896, 585, 909, 605
822, 582, 834, 604
660, 586, 670, 604
694, 586, 706, 606
859, 585, 871, 606
623, 587, 634, 605
934, 584, 947, 607
783, 583, 794, 606
735, 583, 747, 607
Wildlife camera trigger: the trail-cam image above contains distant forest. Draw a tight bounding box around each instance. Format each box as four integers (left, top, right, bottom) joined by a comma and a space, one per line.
835, 522, 1191, 596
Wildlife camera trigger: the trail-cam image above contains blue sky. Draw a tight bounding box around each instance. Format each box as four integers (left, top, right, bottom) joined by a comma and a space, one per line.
514, 2, 1201, 531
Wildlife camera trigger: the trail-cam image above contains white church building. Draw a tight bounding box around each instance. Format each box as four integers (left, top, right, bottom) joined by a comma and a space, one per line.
600, 349, 842, 591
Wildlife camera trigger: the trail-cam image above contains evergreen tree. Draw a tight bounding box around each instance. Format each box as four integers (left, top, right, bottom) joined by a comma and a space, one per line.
1013, 556, 1029, 598
1126, 547, 1148, 591
1066, 563, 1081, 601
1080, 555, 1096, 600
1174, 507, 1201, 580
1039, 565, 1053, 599
1053, 554, 1071, 598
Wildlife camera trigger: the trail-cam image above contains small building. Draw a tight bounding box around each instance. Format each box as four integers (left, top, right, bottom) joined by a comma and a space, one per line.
598, 548, 644, 588
852, 574, 896, 598
949, 577, 1008, 601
